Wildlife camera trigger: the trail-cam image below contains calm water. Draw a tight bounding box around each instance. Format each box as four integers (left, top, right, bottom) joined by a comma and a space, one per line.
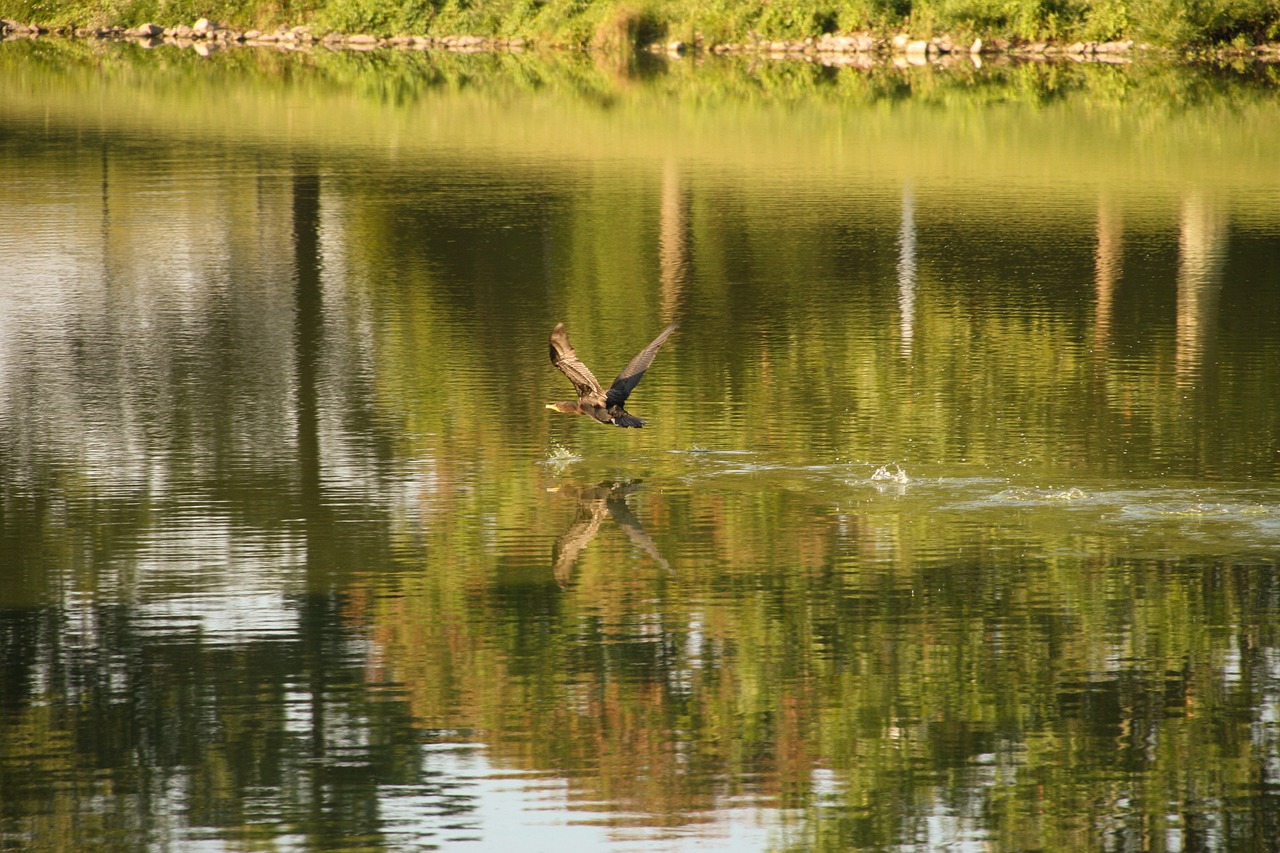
2, 39, 1280, 852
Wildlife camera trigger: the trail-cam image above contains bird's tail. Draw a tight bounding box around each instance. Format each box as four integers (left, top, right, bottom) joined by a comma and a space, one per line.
612, 413, 646, 428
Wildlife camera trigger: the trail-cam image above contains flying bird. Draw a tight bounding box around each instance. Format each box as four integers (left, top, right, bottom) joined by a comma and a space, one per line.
547, 321, 678, 428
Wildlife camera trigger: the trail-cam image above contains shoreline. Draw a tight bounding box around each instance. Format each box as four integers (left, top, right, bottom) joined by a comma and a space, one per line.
4, 18, 1280, 63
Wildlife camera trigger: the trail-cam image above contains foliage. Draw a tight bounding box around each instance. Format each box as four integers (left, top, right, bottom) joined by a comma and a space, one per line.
0, 0, 324, 28
2, 0, 1280, 44
1128, 0, 1280, 45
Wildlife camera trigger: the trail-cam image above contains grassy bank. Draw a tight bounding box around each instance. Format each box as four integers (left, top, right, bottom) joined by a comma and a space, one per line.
2, 0, 1280, 49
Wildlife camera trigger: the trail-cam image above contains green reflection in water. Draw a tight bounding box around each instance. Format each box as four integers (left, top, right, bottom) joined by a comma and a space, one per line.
1, 38, 1280, 852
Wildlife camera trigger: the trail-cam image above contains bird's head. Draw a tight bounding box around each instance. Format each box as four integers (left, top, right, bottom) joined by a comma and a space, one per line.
545, 402, 577, 415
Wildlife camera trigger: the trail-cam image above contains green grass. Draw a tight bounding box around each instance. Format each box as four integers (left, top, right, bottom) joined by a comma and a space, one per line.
2, 0, 1278, 46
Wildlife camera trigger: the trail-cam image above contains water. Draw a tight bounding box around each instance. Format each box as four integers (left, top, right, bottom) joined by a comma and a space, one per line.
2, 39, 1280, 852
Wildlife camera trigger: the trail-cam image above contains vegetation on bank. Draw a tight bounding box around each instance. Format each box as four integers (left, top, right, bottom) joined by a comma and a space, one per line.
3, 0, 1280, 50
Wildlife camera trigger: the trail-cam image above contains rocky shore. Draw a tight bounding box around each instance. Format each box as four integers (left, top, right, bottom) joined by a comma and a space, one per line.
0, 18, 528, 52
691, 32, 1144, 65
4, 17, 1280, 63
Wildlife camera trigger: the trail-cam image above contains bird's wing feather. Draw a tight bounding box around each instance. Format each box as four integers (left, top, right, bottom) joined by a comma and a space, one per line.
549, 323, 604, 400
606, 321, 679, 408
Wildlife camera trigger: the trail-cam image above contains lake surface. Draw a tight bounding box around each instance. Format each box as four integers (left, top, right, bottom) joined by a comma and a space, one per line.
2, 38, 1280, 852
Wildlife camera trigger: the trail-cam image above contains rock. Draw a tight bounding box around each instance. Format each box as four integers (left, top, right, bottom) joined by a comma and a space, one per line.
666, 40, 685, 54
970, 37, 983, 54
1096, 39, 1133, 53
243, 29, 261, 40
192, 18, 213, 33
905, 39, 931, 56
133, 22, 162, 37
346, 33, 379, 44
816, 34, 872, 53
891, 33, 910, 51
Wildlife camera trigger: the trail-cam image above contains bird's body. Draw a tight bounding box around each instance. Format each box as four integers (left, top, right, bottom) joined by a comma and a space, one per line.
547, 321, 678, 428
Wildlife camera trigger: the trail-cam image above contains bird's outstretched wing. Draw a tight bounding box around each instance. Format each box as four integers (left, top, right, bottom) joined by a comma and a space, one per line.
605, 321, 679, 409
549, 323, 604, 400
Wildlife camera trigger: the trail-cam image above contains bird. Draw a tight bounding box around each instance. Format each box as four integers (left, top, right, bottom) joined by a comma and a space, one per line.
546, 321, 678, 428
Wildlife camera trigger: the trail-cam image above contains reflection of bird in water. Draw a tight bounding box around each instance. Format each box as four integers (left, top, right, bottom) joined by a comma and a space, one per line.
547, 321, 679, 428
550, 480, 671, 587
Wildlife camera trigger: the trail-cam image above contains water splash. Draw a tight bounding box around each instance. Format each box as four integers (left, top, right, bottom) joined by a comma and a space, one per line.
991, 486, 1088, 503
870, 464, 909, 484
542, 444, 582, 469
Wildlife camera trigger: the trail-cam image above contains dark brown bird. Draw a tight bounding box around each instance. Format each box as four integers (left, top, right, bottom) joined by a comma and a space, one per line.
547, 321, 678, 428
